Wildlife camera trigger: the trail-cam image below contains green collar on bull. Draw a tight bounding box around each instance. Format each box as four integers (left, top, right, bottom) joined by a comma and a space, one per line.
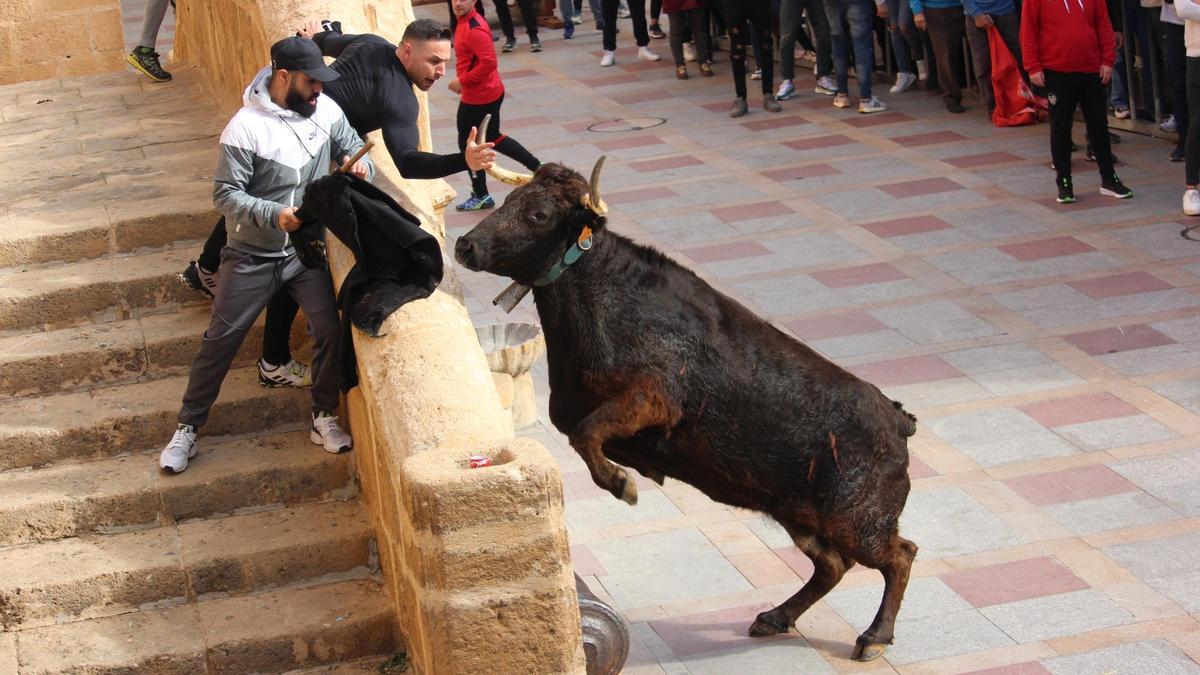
533, 224, 594, 287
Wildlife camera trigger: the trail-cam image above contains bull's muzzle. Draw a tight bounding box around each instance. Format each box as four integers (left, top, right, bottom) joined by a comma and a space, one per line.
454, 234, 479, 270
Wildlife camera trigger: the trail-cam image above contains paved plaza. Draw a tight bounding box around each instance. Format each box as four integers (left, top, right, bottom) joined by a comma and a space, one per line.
429, 13, 1200, 674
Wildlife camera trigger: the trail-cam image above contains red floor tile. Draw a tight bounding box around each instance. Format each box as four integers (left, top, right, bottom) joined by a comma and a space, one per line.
617, 60, 662, 72
784, 134, 856, 151
891, 130, 969, 147
606, 185, 677, 204
961, 663, 1053, 675
774, 547, 814, 578
1018, 392, 1141, 428
941, 557, 1090, 608
682, 240, 772, 263
880, 177, 963, 198
630, 155, 704, 173
847, 355, 961, 387
741, 114, 809, 132
859, 214, 953, 238
570, 544, 608, 577
613, 89, 674, 105
760, 164, 841, 182
562, 120, 598, 133
1063, 323, 1176, 356
594, 134, 666, 151
944, 151, 1025, 168
908, 454, 938, 479
1068, 271, 1174, 299
502, 115, 553, 129
648, 603, 778, 657
784, 311, 890, 340
503, 68, 539, 79
843, 111, 915, 127
1000, 236, 1097, 261
1003, 464, 1140, 507
709, 200, 794, 223
579, 73, 640, 88
811, 262, 908, 288
703, 100, 733, 113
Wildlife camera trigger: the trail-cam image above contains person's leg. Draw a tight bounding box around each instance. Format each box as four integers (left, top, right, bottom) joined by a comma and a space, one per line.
1044, 70, 1080, 184
964, 18, 992, 115
198, 217, 227, 273
750, 2, 775, 93
629, 0, 652, 45
280, 260, 341, 416
670, 11, 688, 65
805, 0, 833, 78
1165, 22, 1188, 154
825, 0, 850, 94
560, 0, 576, 33
137, 0, 170, 49
886, 0, 912, 75
602, 0, 620, 50
924, 7, 961, 106
515, 0, 541, 40
488, 95, 541, 170
260, 291, 300, 368
1186, 57, 1200, 187
728, 3, 750, 99
456, 100, 492, 200
796, 11, 817, 54
993, 10, 1022, 74
178, 248, 278, 429
779, 0, 801, 82
898, 0, 922, 62
493, 0, 517, 42
692, 9, 713, 63
847, 0, 875, 99
750, 18, 764, 72
127, 0, 172, 81
1079, 72, 1117, 180
651, 0, 663, 24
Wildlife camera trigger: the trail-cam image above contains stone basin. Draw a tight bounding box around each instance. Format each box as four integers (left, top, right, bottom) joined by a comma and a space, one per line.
475, 323, 545, 376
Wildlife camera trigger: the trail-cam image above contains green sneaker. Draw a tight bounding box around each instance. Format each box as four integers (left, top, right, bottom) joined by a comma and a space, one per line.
455, 194, 495, 211
127, 46, 172, 82
1056, 176, 1075, 204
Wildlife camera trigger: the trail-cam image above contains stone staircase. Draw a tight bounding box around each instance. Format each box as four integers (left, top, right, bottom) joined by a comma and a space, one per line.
0, 70, 398, 673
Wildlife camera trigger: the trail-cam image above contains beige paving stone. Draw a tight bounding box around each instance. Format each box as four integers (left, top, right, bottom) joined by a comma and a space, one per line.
1083, 516, 1200, 548
699, 520, 773, 557
17, 603, 206, 674
1055, 547, 1140, 588
1104, 581, 1191, 622
1044, 615, 1200, 657
895, 641, 1057, 675
727, 550, 802, 588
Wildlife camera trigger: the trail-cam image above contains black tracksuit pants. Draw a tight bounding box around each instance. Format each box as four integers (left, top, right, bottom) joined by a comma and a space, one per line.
456, 93, 541, 197
1044, 69, 1116, 181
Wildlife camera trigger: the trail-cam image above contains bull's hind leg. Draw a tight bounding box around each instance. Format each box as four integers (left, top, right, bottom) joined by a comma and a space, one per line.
851, 534, 918, 661
749, 536, 853, 637
567, 389, 679, 506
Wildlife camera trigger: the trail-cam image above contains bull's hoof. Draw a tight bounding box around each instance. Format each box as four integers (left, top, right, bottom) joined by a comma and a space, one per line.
613, 469, 638, 505
748, 610, 789, 637
852, 637, 889, 661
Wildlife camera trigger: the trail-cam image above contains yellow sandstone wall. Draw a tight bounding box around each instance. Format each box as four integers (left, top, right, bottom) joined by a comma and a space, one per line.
175, 2, 586, 672
0, 0, 124, 84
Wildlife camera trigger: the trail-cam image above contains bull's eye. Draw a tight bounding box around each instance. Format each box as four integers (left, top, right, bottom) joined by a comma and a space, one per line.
531, 211, 548, 223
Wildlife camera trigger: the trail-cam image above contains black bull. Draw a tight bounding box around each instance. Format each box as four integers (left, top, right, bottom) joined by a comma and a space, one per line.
455, 160, 920, 661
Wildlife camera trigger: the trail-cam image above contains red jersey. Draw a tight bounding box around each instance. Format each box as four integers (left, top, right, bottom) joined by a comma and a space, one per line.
1020, 0, 1116, 75
453, 9, 505, 105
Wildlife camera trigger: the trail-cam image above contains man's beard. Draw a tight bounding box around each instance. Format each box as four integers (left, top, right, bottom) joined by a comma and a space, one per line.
285, 86, 318, 118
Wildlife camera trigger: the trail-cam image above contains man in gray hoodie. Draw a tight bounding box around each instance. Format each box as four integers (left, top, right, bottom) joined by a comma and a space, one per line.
160, 37, 374, 474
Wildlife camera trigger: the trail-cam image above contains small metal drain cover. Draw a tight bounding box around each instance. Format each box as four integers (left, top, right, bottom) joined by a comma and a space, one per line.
586, 117, 667, 133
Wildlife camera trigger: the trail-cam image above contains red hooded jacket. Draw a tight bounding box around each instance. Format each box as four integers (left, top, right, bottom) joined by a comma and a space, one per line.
1020, 0, 1116, 75
453, 8, 504, 105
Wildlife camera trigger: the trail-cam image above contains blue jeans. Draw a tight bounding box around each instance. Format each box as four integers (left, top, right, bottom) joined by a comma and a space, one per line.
884, 0, 919, 73
825, 0, 875, 98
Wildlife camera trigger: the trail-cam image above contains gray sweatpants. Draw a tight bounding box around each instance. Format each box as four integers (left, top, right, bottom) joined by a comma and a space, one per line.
138, 0, 170, 49
178, 247, 340, 429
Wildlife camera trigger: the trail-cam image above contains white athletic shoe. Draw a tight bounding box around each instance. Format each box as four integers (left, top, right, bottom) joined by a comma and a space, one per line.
159, 424, 198, 474
600, 50, 616, 67
258, 358, 312, 388
311, 411, 353, 454
1184, 188, 1200, 216
638, 46, 660, 61
890, 71, 917, 94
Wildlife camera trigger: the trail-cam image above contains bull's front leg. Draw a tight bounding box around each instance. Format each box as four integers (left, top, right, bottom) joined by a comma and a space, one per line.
568, 389, 679, 506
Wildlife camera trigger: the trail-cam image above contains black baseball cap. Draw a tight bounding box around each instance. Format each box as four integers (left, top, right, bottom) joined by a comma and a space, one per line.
270, 36, 341, 81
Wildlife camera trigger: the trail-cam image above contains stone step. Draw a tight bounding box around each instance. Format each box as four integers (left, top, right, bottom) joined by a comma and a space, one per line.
0, 305, 313, 399
0, 500, 372, 631
0, 365, 311, 471
0, 244, 204, 333
0, 429, 355, 548
13, 578, 395, 674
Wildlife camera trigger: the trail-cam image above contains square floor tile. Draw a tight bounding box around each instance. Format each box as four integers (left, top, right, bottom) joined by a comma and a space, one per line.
784, 312, 890, 340
1068, 271, 1173, 299
783, 134, 856, 151
1104, 531, 1200, 580
680, 639, 836, 674
1098, 343, 1200, 377
881, 177, 964, 198
892, 130, 969, 147
591, 528, 753, 609
901, 487, 1025, 559
565, 490, 683, 535
1043, 639, 1200, 674
1000, 236, 1096, 261
648, 603, 775, 658
925, 407, 1044, 448
1063, 324, 1176, 356
941, 557, 1090, 608
1044, 491, 1181, 535
883, 609, 1016, 665
980, 589, 1135, 643
811, 263, 908, 288
1019, 392, 1140, 428
940, 343, 1053, 376
681, 240, 772, 264
859, 214, 954, 238
810, 330, 917, 359
848, 355, 962, 387
1053, 415, 1179, 452
825, 576, 972, 632
872, 300, 1003, 345
709, 201, 794, 224
1003, 464, 1138, 507
971, 363, 1087, 397
944, 151, 1025, 169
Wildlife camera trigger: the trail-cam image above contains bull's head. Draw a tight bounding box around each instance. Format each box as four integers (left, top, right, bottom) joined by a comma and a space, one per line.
456, 156, 607, 288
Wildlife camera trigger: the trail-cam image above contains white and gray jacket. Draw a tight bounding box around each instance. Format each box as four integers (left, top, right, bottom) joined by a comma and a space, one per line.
214, 66, 374, 257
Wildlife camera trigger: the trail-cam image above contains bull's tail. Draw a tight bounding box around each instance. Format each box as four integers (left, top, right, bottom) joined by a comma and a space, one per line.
892, 400, 917, 437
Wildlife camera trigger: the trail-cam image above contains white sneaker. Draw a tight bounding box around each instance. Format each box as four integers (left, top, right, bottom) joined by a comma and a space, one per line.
814, 75, 837, 96
890, 71, 917, 94
571, 13, 583, 23
258, 358, 312, 388
638, 46, 660, 61
600, 50, 616, 67
915, 59, 928, 81
311, 411, 353, 454
750, 67, 762, 80
1161, 114, 1178, 133
682, 41, 697, 62
858, 96, 888, 114
833, 92, 851, 108
159, 424, 198, 474
617, 5, 631, 17
1184, 188, 1200, 216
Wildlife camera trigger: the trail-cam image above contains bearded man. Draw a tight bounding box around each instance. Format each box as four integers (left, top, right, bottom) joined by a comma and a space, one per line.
159, 36, 373, 474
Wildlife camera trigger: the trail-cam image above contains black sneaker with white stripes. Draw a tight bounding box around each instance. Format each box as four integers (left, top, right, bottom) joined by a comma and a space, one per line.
179, 260, 217, 299
258, 359, 313, 388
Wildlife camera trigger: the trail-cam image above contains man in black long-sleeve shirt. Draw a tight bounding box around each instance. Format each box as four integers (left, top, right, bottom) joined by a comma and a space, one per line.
177, 19, 495, 387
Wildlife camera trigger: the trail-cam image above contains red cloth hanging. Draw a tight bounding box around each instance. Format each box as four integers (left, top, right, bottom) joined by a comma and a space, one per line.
990, 25, 1048, 127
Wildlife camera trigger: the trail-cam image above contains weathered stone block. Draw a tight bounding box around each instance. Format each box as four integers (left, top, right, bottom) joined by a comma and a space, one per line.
416, 523, 572, 590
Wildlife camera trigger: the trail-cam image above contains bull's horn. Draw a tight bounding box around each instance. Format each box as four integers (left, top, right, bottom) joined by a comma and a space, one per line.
583, 154, 608, 215
478, 113, 533, 186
